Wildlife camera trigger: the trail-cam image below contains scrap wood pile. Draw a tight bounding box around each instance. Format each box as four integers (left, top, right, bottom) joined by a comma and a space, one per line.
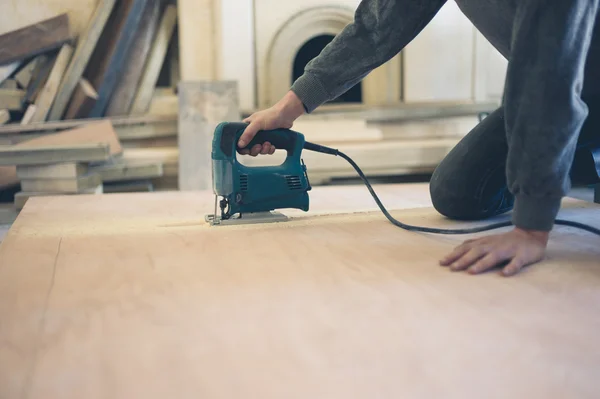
0, 0, 180, 209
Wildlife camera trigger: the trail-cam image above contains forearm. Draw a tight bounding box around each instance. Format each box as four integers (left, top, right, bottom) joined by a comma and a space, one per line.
291, 0, 447, 112
504, 0, 599, 231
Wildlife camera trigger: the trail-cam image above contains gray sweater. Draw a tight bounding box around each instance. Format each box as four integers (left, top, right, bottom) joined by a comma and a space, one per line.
290, 0, 599, 231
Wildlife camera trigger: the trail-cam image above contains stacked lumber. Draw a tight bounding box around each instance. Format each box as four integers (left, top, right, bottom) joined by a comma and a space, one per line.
1, 121, 165, 210
0, 1, 180, 195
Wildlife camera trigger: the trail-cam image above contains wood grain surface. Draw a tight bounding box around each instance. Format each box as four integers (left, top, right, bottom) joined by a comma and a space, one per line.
0, 183, 599, 398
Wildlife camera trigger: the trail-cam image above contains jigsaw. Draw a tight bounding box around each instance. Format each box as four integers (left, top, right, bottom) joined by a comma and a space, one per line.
206, 121, 313, 225
205, 121, 600, 236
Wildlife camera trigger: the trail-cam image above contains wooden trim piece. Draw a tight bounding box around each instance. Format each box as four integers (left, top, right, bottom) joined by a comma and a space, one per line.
0, 143, 110, 166
20, 172, 102, 194
14, 58, 39, 88
0, 114, 176, 135
16, 163, 89, 180
47, 0, 117, 121
130, 5, 178, 115
29, 44, 74, 123
0, 79, 18, 90
115, 120, 177, 140
0, 14, 72, 65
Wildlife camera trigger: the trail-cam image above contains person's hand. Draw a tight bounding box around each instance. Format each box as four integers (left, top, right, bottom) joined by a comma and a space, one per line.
439, 227, 549, 276
238, 90, 305, 156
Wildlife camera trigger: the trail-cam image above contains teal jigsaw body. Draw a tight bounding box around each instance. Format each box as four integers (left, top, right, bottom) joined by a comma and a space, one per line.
211, 122, 311, 220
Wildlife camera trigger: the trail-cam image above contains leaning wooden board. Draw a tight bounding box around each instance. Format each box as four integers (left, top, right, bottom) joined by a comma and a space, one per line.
0, 183, 599, 398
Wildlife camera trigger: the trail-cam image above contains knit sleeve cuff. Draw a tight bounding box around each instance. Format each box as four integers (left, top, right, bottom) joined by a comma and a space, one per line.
511, 194, 562, 231
290, 72, 331, 113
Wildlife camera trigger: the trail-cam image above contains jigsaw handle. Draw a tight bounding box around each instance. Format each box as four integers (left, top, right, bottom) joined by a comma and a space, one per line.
241, 128, 299, 154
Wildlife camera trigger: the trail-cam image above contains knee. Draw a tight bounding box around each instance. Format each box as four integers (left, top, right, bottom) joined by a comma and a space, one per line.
429, 169, 486, 221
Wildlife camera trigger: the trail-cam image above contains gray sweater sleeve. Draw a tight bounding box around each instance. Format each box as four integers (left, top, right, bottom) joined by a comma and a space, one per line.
504, 0, 598, 231
290, 0, 447, 112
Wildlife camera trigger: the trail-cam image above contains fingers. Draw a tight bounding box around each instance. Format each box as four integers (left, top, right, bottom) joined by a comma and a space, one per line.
238, 119, 261, 148
439, 240, 475, 266
502, 257, 525, 276
468, 252, 505, 274
448, 247, 487, 271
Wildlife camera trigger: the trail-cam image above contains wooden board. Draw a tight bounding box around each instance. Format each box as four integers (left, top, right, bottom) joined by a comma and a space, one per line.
83, 0, 150, 117
0, 89, 25, 110
20, 172, 101, 193
90, 160, 163, 182
63, 78, 98, 119
105, 0, 161, 116
47, 0, 117, 120
0, 13, 71, 66
0, 184, 599, 398
129, 4, 178, 115
0, 143, 109, 165
14, 184, 102, 210
15, 120, 123, 156
29, 43, 74, 123
0, 109, 9, 125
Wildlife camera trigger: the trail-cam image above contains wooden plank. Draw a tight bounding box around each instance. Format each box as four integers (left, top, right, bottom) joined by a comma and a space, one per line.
130, 5, 178, 115
115, 120, 177, 140
177, 0, 217, 80
0, 166, 18, 189
0, 89, 25, 111
0, 185, 600, 397
103, 179, 153, 193
47, 0, 117, 121
177, 81, 239, 190
0, 14, 72, 66
0, 143, 110, 165
90, 160, 163, 182
63, 78, 98, 119
20, 172, 102, 193
84, 0, 151, 118
29, 44, 74, 123
0, 113, 177, 135
105, 0, 162, 116
148, 92, 178, 115
16, 162, 88, 179
15, 120, 123, 156
0, 109, 9, 125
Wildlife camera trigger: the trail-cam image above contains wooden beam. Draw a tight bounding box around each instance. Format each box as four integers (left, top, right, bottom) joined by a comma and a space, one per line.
0, 89, 25, 111
20, 104, 37, 124
85, 0, 151, 118
0, 14, 72, 66
29, 43, 74, 123
47, 0, 117, 121
177, 0, 217, 80
24, 53, 56, 104
0, 62, 21, 85
105, 0, 162, 116
90, 160, 163, 182
130, 5, 178, 115
0, 143, 110, 165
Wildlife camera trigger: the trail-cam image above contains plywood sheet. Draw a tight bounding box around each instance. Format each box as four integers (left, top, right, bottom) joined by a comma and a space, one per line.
0, 184, 599, 398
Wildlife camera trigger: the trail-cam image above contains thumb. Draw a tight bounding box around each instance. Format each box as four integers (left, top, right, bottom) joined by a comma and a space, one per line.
238, 120, 261, 148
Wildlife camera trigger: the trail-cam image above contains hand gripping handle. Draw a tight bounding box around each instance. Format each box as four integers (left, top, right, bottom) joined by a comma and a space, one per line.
239, 127, 298, 154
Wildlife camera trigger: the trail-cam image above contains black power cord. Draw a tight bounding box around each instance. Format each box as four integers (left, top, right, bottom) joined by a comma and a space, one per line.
303, 141, 600, 236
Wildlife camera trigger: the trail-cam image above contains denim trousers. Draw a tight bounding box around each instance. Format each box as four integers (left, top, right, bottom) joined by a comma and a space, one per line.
429, 101, 600, 221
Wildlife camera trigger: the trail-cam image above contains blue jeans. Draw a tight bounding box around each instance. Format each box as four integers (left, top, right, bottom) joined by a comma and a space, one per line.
430, 102, 600, 221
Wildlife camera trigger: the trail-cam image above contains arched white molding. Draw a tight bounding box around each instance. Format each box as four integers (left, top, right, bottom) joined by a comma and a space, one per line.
262, 6, 355, 107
